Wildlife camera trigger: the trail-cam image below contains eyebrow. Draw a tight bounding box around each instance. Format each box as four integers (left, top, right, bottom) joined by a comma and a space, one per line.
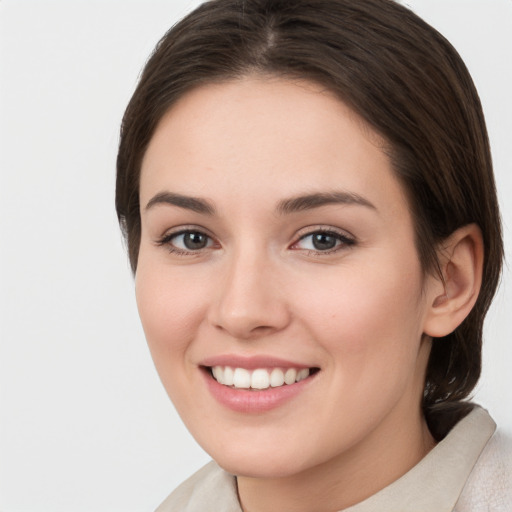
145, 192, 216, 215
144, 190, 376, 216
277, 191, 376, 214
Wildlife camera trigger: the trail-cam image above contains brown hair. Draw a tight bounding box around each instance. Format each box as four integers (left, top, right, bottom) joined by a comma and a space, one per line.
116, 0, 503, 416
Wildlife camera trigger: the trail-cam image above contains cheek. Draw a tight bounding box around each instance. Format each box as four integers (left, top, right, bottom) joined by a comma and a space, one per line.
134, 260, 217, 417
290, 260, 427, 440
293, 255, 425, 374
134, 261, 208, 364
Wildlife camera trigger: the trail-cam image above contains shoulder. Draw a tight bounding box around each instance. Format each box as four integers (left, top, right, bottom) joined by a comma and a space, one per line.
455, 429, 512, 511
155, 461, 241, 512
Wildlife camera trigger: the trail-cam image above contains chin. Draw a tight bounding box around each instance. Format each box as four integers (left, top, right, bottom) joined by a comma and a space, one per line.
197, 433, 320, 479
214, 452, 307, 479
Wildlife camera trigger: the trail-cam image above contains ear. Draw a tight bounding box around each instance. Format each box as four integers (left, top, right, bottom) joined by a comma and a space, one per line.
423, 224, 484, 338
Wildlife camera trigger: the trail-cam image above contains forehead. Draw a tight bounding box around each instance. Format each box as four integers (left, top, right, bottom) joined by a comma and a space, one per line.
140, 76, 408, 217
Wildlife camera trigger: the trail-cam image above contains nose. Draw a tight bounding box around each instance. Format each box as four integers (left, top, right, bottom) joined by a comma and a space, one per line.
208, 248, 291, 340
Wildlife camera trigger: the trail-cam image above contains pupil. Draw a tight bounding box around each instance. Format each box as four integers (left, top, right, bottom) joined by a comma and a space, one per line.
184, 232, 207, 250
313, 233, 336, 250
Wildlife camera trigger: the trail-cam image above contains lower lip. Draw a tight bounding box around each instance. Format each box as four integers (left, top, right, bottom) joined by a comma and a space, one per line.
202, 369, 316, 413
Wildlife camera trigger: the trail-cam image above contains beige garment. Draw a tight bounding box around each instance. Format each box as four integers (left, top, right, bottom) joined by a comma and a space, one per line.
156, 406, 512, 512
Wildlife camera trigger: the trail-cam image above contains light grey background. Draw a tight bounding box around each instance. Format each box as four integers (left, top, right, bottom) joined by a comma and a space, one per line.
0, 1, 511, 510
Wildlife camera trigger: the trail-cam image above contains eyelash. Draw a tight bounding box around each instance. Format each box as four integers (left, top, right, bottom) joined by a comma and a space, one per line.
156, 227, 216, 256
156, 227, 356, 256
292, 228, 356, 255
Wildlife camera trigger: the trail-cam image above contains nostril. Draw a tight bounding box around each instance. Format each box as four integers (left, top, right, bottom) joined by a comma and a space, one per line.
211, 319, 282, 340
208, 274, 291, 339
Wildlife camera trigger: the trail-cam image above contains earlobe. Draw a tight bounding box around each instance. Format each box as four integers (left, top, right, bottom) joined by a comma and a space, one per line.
423, 224, 484, 338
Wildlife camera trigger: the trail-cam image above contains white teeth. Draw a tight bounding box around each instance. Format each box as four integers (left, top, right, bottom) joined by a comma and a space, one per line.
212, 366, 223, 382
296, 368, 310, 382
270, 368, 285, 387
211, 365, 313, 389
223, 366, 234, 386
284, 368, 297, 385
233, 368, 251, 389
251, 369, 270, 389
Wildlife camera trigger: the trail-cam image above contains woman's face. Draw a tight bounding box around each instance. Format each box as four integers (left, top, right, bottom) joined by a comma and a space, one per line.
136, 77, 437, 478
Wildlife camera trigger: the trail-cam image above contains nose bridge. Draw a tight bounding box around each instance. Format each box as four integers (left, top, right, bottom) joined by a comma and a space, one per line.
210, 239, 289, 338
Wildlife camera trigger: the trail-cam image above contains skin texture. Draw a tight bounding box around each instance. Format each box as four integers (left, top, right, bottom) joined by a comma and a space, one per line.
135, 77, 481, 511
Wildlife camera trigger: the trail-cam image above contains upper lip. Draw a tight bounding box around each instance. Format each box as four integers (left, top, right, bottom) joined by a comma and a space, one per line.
200, 354, 316, 370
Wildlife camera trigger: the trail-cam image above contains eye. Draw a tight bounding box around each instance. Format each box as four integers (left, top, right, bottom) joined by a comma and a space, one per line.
292, 229, 355, 253
157, 229, 215, 254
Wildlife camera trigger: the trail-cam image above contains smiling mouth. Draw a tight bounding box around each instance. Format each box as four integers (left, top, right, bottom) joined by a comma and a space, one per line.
206, 366, 320, 390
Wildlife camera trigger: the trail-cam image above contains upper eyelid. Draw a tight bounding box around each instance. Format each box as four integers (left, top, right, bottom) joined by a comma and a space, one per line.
294, 225, 355, 240
290, 226, 356, 252
154, 233, 213, 255
154, 225, 355, 248
156, 228, 218, 255
157, 225, 215, 241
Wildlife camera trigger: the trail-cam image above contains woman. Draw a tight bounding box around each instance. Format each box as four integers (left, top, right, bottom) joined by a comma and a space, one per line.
116, 0, 511, 510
